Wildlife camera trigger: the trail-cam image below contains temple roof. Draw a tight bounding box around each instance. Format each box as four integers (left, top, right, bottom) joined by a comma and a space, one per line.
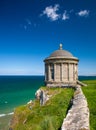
49, 44, 73, 58
44, 44, 79, 61
49, 49, 73, 58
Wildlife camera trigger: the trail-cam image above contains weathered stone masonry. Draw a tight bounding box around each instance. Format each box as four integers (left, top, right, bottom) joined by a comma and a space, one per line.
61, 85, 90, 130
44, 44, 79, 87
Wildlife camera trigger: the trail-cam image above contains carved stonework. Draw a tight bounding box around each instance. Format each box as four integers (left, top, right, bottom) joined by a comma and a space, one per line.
44, 44, 79, 87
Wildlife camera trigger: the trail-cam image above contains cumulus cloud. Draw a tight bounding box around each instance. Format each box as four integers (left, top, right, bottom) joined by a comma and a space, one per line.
77, 10, 89, 17
41, 5, 90, 22
42, 4, 60, 21
62, 11, 69, 20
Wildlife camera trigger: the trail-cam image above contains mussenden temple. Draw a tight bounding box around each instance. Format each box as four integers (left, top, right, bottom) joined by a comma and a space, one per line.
44, 44, 84, 87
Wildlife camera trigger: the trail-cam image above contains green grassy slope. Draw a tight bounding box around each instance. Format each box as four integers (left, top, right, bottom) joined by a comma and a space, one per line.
10, 80, 96, 130
82, 80, 96, 130
10, 87, 74, 130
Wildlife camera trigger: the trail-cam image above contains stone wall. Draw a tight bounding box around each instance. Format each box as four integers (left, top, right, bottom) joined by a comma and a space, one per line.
61, 85, 90, 130
45, 58, 78, 87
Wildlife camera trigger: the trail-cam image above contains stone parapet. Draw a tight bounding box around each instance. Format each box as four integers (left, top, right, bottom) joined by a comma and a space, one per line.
61, 85, 90, 130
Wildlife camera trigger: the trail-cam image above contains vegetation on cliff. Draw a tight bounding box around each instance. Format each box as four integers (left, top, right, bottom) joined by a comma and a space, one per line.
10, 87, 74, 130
10, 80, 96, 130
82, 80, 96, 130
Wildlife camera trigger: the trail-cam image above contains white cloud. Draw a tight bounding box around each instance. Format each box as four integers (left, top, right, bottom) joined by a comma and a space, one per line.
62, 11, 69, 20
77, 10, 89, 17
41, 5, 90, 21
42, 4, 60, 21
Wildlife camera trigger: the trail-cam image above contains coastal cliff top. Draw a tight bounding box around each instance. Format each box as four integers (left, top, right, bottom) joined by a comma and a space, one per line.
10, 87, 74, 130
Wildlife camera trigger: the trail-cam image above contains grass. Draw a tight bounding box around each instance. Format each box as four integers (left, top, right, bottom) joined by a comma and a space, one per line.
82, 80, 96, 130
10, 87, 74, 130
10, 80, 96, 130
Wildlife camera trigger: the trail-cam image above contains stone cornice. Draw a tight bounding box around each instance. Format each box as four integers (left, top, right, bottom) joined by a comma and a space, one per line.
44, 57, 79, 62
44, 59, 78, 64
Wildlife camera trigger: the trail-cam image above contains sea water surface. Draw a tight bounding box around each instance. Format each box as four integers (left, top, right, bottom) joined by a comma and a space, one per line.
0, 75, 96, 130
0, 76, 44, 115
0, 76, 44, 130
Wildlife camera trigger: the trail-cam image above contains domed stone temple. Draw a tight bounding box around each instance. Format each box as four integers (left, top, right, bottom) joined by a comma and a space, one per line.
44, 44, 79, 87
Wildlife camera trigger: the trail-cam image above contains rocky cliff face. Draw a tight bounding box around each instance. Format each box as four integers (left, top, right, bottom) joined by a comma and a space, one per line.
35, 89, 52, 106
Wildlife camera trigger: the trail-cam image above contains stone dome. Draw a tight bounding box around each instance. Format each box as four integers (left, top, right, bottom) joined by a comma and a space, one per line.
44, 44, 79, 61
49, 49, 73, 58
49, 44, 73, 58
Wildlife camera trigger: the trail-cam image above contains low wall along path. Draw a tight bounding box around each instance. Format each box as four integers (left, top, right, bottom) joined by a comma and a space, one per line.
61, 85, 90, 130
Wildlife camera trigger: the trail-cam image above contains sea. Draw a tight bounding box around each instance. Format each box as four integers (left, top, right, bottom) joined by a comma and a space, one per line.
0, 76, 44, 130
0, 75, 96, 130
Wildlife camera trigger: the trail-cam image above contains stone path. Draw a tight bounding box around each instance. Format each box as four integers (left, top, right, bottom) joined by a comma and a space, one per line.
61, 85, 90, 130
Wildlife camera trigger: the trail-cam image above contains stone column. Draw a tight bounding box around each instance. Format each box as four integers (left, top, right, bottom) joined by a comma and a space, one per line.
60, 63, 62, 81
69, 63, 73, 81
73, 63, 75, 81
54, 63, 56, 81
61, 63, 64, 81
56, 63, 60, 81
68, 63, 69, 81
48, 64, 51, 81
62, 63, 68, 82
74, 63, 78, 81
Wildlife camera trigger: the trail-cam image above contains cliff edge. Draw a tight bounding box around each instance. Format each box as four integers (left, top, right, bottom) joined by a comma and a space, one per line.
9, 87, 74, 130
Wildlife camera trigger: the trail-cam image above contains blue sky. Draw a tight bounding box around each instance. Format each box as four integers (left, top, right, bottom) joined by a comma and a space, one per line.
0, 0, 96, 75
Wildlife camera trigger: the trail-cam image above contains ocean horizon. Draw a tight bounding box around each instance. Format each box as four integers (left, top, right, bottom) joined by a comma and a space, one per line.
0, 75, 96, 115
